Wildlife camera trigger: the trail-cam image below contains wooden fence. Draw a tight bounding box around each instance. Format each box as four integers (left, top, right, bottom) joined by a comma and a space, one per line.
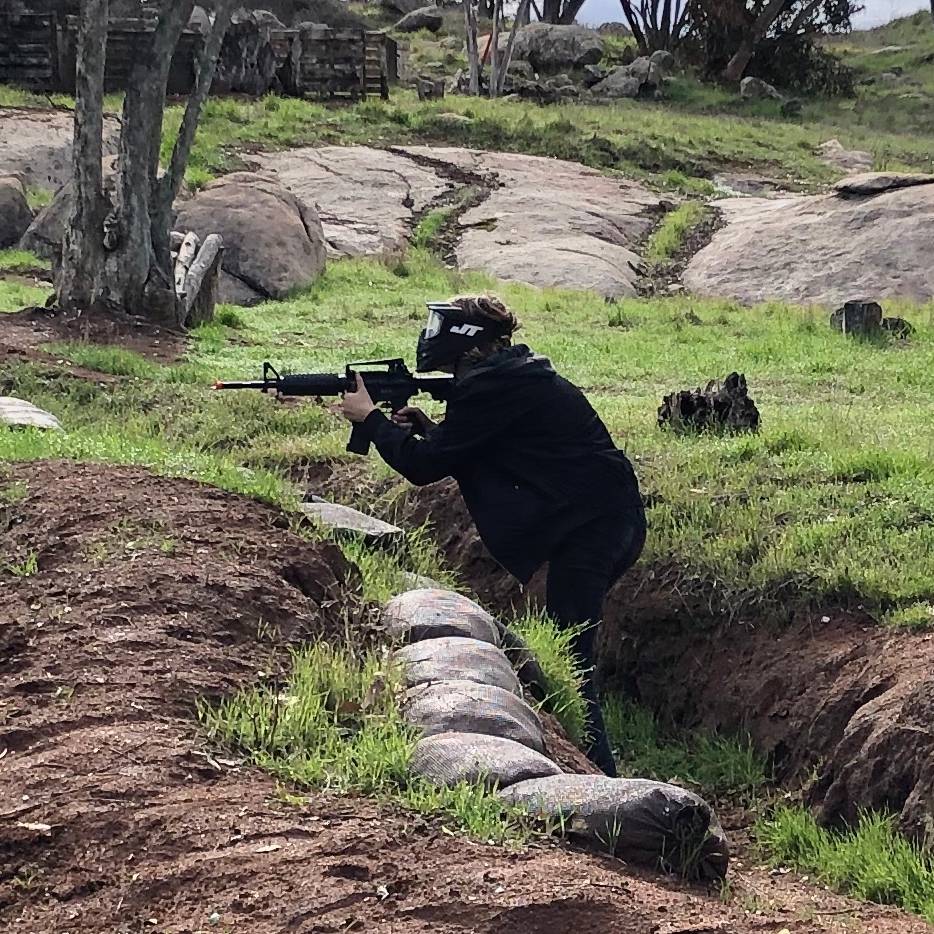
0, 13, 394, 101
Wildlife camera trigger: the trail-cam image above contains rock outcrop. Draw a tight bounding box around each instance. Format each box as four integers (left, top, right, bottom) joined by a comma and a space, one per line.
173, 172, 327, 305
0, 176, 32, 249
683, 173, 934, 306
505, 23, 604, 73
394, 6, 443, 32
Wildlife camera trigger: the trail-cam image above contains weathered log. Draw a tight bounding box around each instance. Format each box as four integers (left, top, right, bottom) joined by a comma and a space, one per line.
658, 372, 760, 434
183, 233, 223, 327
174, 230, 200, 297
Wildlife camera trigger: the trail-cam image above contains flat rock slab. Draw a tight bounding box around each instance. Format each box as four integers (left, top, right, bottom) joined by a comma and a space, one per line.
0, 109, 120, 193
684, 173, 934, 307
0, 397, 62, 430
404, 147, 661, 299
253, 145, 663, 298
253, 146, 448, 257
299, 501, 402, 540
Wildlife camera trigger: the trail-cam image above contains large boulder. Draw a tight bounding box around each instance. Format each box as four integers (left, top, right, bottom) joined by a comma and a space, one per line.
173, 172, 327, 306
591, 57, 661, 99
818, 139, 873, 174
684, 173, 934, 306
0, 176, 33, 249
394, 6, 443, 32
506, 23, 604, 74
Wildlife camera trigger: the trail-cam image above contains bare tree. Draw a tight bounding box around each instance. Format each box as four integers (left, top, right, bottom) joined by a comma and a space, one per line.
463, 0, 481, 94
58, 0, 235, 325
496, 0, 531, 96
539, 0, 587, 25
619, 0, 695, 53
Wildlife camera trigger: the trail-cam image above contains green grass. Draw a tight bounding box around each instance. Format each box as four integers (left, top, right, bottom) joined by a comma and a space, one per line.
4, 251, 934, 621
512, 613, 589, 746
199, 640, 543, 844
644, 202, 708, 265
48, 342, 160, 378
0, 278, 52, 312
151, 87, 934, 193
884, 601, 934, 630
604, 695, 769, 801
757, 806, 934, 923
0, 249, 50, 274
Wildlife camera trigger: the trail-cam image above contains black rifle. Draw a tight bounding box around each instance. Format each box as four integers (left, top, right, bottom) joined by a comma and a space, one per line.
214, 359, 452, 455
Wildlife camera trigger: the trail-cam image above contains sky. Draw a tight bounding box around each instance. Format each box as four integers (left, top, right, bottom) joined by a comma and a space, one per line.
577, 0, 929, 29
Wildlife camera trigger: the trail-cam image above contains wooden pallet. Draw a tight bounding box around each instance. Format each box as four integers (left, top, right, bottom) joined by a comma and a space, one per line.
0, 13, 56, 87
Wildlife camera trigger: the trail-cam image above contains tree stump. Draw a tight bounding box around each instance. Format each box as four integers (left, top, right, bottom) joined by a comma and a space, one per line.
829, 300, 883, 336
657, 372, 760, 434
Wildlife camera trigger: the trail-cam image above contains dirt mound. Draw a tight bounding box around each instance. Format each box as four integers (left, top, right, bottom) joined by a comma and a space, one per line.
2, 462, 928, 932
396, 480, 934, 844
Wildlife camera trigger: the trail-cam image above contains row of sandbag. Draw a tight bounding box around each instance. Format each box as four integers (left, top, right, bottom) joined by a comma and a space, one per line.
383, 588, 730, 880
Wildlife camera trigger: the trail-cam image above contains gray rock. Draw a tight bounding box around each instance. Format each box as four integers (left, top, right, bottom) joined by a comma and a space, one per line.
299, 501, 402, 540
581, 63, 604, 88
174, 171, 327, 303
834, 172, 934, 196
740, 76, 781, 100
649, 48, 675, 72
684, 175, 934, 306
394, 6, 443, 32
187, 4, 212, 33
231, 8, 287, 28
817, 139, 873, 174
505, 22, 604, 73
508, 60, 536, 80
590, 56, 662, 99
780, 97, 802, 118
0, 176, 33, 249
0, 397, 62, 431
218, 269, 264, 306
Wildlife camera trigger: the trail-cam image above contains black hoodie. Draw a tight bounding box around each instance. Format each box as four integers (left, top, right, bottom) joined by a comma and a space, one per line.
359, 345, 643, 583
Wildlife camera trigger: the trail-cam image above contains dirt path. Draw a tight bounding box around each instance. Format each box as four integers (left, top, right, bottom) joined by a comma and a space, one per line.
1, 461, 929, 933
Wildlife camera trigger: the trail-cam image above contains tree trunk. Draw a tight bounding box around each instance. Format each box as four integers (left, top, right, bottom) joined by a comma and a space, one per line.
721, 0, 786, 82
57, 0, 235, 326
464, 0, 480, 95
489, 0, 502, 98
497, 0, 530, 95
57, 0, 109, 313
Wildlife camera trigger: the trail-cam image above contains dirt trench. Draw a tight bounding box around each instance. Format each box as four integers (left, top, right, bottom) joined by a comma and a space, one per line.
3, 460, 930, 933
390, 478, 934, 845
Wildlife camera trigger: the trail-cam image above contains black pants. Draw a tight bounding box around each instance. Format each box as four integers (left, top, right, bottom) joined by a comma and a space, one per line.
545, 508, 647, 777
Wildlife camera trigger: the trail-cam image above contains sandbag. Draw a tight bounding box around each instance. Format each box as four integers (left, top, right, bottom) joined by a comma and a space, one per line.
411, 731, 562, 790
393, 637, 522, 695
404, 679, 546, 753
499, 775, 730, 879
383, 589, 501, 645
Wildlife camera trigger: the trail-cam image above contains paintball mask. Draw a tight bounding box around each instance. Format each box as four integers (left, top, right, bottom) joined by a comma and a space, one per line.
416, 301, 512, 373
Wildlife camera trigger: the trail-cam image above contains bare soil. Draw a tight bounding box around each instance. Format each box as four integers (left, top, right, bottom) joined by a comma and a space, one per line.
0, 304, 186, 364
3, 461, 928, 933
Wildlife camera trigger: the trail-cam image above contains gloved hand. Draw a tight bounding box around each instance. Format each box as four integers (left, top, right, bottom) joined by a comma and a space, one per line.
392, 406, 435, 435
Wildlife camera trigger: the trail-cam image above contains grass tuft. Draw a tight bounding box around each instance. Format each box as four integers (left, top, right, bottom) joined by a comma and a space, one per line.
512, 613, 589, 746
604, 695, 769, 800
199, 640, 542, 844
0, 249, 50, 274
644, 202, 708, 266
757, 806, 934, 923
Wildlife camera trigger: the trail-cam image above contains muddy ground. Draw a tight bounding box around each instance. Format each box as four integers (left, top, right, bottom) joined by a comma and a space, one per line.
2, 461, 930, 933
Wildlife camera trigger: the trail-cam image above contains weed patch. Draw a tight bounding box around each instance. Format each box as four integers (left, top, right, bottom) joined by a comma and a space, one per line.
605, 695, 769, 801
757, 806, 934, 923
644, 202, 709, 265
199, 641, 541, 844
512, 613, 588, 746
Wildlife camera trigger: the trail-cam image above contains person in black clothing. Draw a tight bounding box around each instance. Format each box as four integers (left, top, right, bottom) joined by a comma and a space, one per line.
340, 295, 645, 776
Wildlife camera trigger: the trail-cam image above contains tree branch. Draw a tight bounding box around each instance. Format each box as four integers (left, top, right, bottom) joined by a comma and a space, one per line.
497, 0, 530, 95
161, 0, 236, 207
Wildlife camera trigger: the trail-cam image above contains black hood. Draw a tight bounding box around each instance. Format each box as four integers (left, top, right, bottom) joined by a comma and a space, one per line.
456, 345, 555, 394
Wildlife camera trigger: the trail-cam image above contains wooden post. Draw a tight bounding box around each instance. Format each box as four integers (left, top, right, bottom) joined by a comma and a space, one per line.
173, 231, 200, 299
183, 233, 223, 327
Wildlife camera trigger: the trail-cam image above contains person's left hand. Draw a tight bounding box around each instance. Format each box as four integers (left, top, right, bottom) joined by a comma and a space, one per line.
340, 372, 377, 423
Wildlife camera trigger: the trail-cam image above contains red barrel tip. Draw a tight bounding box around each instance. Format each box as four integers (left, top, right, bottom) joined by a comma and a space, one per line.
213, 380, 224, 389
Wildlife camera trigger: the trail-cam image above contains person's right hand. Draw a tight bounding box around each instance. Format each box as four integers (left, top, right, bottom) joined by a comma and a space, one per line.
392, 406, 435, 434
